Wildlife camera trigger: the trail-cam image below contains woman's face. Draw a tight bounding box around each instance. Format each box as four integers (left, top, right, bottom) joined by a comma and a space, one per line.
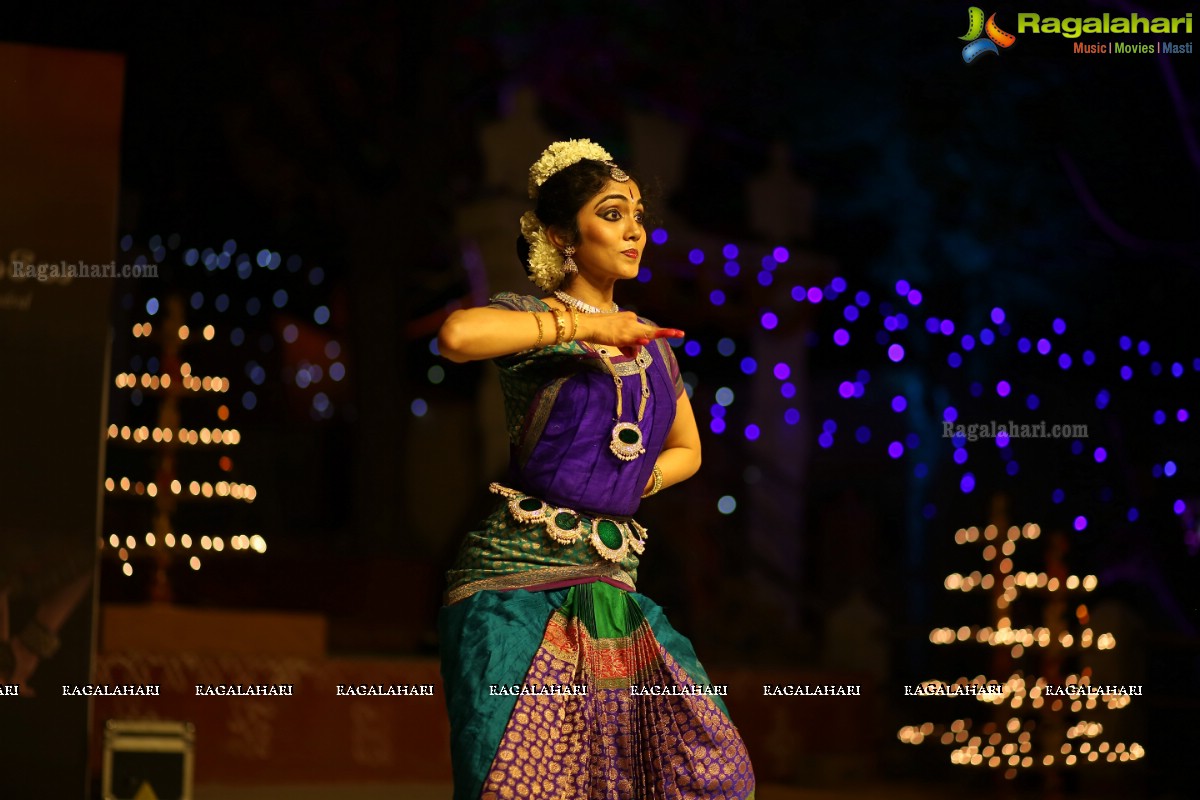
569, 179, 645, 283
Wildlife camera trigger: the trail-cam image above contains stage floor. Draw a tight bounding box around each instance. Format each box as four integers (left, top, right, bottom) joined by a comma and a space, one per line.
192, 781, 961, 799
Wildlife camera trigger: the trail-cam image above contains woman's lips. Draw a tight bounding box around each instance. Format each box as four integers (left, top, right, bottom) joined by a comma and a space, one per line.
622, 249, 639, 258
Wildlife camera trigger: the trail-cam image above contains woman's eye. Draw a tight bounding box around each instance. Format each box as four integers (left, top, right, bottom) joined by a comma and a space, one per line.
602, 209, 621, 221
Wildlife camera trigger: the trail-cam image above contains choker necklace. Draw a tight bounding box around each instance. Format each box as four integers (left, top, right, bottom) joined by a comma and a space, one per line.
554, 290, 617, 314
593, 345, 650, 461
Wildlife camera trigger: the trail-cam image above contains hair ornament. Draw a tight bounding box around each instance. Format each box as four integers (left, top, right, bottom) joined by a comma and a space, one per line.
527, 139, 614, 199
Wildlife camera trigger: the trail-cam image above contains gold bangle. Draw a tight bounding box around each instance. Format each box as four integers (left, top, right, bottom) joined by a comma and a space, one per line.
567, 307, 578, 342
641, 464, 663, 498
530, 311, 544, 348
551, 307, 567, 345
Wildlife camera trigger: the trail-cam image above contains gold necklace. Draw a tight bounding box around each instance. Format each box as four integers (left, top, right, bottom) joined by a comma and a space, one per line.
593, 345, 651, 461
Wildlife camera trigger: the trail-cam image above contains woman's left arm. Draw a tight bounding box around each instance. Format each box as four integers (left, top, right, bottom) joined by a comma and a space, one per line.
644, 390, 702, 496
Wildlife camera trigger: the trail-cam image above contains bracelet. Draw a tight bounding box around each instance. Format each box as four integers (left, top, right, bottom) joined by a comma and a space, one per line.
530, 311, 544, 348
567, 307, 578, 342
550, 307, 567, 346
641, 463, 663, 498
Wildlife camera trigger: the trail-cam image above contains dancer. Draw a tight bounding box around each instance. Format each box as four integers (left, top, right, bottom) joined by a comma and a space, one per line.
437, 139, 755, 799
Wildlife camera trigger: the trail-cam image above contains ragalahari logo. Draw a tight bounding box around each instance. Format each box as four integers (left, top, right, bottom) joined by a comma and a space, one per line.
960, 7, 1017, 62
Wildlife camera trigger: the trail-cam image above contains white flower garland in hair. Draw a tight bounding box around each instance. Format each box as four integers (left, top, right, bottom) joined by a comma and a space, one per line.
520, 210, 565, 292
526, 139, 613, 199
520, 139, 615, 292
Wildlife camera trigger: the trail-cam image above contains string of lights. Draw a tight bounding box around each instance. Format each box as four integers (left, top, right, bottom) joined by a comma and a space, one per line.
899, 522, 1143, 780
104, 288, 266, 584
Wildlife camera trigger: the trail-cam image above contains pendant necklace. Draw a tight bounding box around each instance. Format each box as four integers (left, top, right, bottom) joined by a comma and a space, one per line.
593, 345, 650, 461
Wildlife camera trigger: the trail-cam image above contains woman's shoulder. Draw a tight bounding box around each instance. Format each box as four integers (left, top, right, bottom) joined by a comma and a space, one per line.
486, 292, 550, 312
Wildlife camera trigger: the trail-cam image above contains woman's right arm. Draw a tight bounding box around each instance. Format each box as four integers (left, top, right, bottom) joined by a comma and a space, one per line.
438, 307, 683, 363
437, 307, 556, 363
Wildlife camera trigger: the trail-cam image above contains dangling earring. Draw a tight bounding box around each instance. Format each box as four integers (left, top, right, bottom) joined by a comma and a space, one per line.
562, 245, 577, 274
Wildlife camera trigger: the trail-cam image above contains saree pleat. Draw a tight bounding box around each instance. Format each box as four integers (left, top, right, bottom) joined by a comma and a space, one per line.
440, 582, 754, 800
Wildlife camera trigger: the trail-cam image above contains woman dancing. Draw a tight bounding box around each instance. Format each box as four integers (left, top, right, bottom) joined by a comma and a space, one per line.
437, 139, 755, 799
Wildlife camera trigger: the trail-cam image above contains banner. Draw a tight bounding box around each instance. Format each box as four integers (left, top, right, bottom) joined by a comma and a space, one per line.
0, 41, 125, 799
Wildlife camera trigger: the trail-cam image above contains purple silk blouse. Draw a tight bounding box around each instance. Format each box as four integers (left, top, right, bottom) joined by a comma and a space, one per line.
488, 293, 684, 519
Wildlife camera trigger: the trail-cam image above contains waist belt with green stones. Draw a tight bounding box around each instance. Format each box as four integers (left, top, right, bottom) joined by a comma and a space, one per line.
489, 482, 648, 563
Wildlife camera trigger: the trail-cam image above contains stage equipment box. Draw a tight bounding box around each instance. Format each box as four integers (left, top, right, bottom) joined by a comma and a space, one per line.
102, 720, 195, 800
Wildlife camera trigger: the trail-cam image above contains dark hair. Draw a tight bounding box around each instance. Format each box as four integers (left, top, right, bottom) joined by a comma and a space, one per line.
515, 158, 647, 280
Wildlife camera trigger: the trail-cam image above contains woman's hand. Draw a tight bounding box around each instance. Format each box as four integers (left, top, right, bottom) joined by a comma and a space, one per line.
576, 311, 683, 350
